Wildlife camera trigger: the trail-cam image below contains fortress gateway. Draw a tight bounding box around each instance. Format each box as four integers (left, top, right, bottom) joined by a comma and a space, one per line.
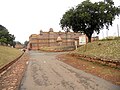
28, 28, 98, 50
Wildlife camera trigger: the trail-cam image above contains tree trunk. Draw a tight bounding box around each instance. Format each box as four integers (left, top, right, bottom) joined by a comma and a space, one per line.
84, 30, 93, 43
87, 34, 92, 43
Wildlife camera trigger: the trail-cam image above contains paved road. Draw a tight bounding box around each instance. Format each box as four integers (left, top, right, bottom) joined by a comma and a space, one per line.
19, 51, 120, 90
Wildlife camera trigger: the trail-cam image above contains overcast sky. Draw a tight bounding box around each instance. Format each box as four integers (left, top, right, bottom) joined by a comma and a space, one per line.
0, 0, 120, 43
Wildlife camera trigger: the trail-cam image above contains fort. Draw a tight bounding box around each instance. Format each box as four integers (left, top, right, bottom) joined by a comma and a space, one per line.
28, 28, 98, 50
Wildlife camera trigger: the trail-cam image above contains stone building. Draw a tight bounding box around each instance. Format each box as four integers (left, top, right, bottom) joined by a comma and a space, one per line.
28, 28, 98, 50
28, 28, 83, 50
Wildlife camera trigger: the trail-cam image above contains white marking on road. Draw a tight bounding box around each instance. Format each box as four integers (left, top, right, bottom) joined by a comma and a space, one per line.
26, 61, 29, 64
44, 61, 46, 63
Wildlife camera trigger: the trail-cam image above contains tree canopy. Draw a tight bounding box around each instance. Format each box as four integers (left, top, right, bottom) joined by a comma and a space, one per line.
24, 40, 29, 48
0, 25, 15, 46
60, 0, 120, 42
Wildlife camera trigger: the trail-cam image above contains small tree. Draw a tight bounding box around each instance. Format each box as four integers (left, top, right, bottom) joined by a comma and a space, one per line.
24, 41, 29, 48
60, 0, 120, 42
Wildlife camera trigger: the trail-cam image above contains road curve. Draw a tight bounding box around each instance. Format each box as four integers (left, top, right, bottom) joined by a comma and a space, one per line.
19, 51, 120, 90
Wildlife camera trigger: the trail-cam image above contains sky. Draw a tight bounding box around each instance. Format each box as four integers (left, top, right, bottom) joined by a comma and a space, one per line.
0, 0, 120, 43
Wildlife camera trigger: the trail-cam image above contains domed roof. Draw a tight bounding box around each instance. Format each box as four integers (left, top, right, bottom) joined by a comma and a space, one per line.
40, 29, 43, 32
49, 28, 54, 32
40, 30, 43, 35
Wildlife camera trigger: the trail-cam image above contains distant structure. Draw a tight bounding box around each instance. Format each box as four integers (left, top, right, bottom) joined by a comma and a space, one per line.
15, 43, 23, 49
28, 28, 98, 50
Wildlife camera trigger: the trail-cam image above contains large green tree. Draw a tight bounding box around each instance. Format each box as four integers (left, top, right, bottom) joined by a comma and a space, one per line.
0, 25, 15, 46
60, 0, 120, 42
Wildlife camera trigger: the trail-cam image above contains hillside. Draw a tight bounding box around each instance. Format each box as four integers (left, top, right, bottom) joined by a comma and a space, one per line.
75, 39, 120, 61
0, 46, 23, 68
58, 39, 120, 85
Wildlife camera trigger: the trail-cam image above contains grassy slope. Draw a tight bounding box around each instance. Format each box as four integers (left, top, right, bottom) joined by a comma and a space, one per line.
0, 46, 23, 68
75, 40, 120, 61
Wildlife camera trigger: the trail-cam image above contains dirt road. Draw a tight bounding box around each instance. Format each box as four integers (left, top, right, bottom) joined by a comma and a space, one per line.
19, 51, 120, 90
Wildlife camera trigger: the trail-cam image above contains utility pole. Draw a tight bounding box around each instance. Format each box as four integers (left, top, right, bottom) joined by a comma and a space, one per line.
102, 30, 104, 38
117, 24, 119, 37
117, 17, 119, 37
106, 29, 108, 38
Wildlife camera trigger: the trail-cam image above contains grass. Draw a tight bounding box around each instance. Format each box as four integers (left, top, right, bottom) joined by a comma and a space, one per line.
0, 46, 23, 68
58, 54, 120, 85
58, 38, 120, 85
75, 39, 120, 61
